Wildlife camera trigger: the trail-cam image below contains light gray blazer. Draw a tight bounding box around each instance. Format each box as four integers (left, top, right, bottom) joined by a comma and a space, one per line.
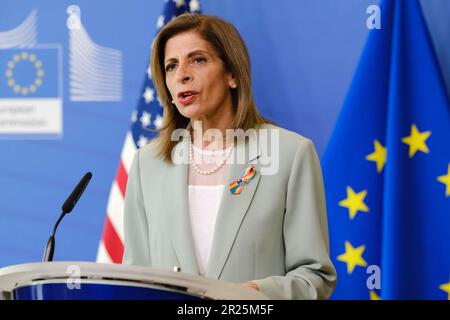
122, 123, 337, 299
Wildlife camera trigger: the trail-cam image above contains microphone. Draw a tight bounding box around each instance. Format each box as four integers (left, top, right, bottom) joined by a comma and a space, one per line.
42, 172, 93, 262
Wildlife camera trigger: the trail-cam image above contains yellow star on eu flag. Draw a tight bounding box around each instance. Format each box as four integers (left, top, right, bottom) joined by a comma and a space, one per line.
439, 280, 450, 300
370, 291, 381, 300
437, 164, 450, 197
339, 186, 369, 220
366, 140, 387, 173
337, 241, 368, 274
401, 124, 431, 158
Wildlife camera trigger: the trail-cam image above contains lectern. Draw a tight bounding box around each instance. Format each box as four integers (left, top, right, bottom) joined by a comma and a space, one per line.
0, 262, 267, 300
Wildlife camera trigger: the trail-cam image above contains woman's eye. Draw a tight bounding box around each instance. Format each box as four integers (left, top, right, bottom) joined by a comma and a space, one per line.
192, 57, 206, 64
165, 64, 176, 72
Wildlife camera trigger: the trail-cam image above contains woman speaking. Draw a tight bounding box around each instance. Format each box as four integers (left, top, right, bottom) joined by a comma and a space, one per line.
122, 13, 337, 300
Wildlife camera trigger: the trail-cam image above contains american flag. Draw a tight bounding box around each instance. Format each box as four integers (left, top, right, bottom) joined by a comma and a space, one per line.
96, 0, 201, 263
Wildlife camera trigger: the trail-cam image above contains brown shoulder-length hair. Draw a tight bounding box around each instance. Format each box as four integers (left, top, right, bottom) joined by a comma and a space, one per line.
150, 13, 272, 163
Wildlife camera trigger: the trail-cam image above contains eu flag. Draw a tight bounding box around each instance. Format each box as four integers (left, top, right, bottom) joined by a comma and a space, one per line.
322, 0, 450, 299
0, 48, 59, 98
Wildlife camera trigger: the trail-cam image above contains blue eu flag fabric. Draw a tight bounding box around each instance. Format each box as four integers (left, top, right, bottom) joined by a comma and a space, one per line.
322, 0, 450, 300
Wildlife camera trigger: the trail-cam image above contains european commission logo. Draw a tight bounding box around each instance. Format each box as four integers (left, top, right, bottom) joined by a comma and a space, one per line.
0, 8, 62, 139
66, 5, 123, 102
0, 9, 38, 48
0, 47, 62, 138
0, 5, 123, 139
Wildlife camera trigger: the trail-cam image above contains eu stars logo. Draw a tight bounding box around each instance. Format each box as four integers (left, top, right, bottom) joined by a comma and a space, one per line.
5, 51, 45, 96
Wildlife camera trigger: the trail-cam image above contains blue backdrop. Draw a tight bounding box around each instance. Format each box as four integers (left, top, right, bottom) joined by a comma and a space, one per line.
0, 0, 449, 273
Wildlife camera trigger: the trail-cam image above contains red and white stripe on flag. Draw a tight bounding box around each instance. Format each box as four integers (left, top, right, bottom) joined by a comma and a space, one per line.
96, 133, 135, 263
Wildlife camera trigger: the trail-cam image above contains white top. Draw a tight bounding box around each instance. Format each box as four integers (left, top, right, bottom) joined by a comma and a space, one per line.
188, 184, 225, 275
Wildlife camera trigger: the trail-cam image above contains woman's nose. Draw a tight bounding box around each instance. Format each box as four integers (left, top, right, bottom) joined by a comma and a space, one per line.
176, 63, 192, 83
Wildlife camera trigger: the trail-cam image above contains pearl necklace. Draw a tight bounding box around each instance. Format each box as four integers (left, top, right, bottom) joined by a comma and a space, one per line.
189, 137, 233, 175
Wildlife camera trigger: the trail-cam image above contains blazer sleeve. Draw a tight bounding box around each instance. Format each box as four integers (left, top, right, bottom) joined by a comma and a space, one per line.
252, 138, 337, 299
122, 149, 152, 266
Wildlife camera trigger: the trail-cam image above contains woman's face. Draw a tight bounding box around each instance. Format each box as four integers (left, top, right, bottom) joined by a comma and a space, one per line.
164, 31, 235, 122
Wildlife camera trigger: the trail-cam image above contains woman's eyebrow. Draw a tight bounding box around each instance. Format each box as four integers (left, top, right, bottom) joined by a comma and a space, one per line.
164, 57, 177, 65
165, 49, 210, 64
187, 49, 210, 57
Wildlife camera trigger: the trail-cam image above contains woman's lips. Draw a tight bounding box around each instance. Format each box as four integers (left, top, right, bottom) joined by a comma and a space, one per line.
178, 91, 199, 105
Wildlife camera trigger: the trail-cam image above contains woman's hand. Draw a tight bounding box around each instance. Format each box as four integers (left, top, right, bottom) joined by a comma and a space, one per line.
241, 281, 260, 291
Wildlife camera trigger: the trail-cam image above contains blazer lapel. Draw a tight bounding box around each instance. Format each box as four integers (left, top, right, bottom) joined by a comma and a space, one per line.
207, 131, 261, 279
163, 138, 200, 275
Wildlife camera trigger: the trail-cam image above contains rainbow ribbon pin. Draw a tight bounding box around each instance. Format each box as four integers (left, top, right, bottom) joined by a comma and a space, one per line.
229, 165, 257, 195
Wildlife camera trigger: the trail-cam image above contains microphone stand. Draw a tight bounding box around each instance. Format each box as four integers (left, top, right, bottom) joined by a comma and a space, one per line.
42, 172, 92, 262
